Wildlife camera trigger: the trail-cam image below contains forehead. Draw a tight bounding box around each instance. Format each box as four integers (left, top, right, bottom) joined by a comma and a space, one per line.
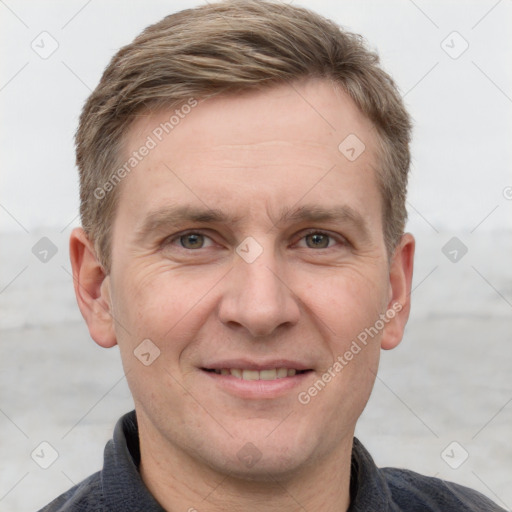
126, 79, 377, 157
116, 79, 382, 231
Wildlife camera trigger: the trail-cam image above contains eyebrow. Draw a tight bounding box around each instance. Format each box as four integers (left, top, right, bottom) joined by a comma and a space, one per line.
134, 205, 234, 243
134, 203, 371, 243
276, 204, 371, 241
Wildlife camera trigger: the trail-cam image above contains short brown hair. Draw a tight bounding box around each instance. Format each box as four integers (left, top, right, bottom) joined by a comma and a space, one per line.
76, 0, 411, 272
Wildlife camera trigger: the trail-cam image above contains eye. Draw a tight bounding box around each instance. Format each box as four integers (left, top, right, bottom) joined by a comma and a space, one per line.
296, 231, 341, 249
305, 232, 330, 249
173, 232, 214, 250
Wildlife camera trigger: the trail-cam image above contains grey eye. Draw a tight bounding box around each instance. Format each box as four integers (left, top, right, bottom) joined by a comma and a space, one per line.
180, 233, 205, 249
305, 233, 330, 249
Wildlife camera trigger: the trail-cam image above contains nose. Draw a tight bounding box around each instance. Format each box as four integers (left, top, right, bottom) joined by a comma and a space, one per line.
218, 251, 300, 338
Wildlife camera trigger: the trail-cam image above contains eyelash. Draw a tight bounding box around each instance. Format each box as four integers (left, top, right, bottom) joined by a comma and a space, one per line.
163, 229, 348, 250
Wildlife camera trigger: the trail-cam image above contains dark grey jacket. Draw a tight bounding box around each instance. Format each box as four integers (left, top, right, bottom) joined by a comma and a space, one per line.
39, 411, 506, 511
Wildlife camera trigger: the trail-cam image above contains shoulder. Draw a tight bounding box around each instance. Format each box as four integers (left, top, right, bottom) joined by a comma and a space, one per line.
37, 471, 103, 512
382, 467, 506, 511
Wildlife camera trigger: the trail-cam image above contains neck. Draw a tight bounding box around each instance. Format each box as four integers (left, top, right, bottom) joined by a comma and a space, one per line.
138, 418, 353, 512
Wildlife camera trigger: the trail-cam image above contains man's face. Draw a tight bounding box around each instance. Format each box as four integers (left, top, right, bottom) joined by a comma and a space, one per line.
97, 79, 410, 478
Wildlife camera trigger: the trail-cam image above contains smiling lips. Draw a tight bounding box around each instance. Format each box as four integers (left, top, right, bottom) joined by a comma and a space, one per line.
201, 362, 313, 399
205, 368, 309, 380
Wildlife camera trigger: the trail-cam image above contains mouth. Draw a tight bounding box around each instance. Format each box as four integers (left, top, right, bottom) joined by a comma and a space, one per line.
199, 362, 314, 399
201, 367, 312, 381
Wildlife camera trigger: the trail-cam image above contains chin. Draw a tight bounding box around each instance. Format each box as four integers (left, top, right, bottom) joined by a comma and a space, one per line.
197, 432, 320, 483
216, 452, 310, 483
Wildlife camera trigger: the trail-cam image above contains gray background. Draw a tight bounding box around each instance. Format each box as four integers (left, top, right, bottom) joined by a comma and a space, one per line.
1, 1, 511, 511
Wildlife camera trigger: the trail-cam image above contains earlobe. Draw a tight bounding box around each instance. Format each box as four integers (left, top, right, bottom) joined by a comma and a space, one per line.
380, 233, 415, 350
69, 227, 117, 348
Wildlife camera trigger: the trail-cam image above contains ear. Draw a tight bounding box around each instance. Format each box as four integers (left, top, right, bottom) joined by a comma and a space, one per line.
380, 233, 415, 350
69, 227, 117, 348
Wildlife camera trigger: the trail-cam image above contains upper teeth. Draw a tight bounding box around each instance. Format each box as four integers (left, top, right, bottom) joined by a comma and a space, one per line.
213, 368, 298, 380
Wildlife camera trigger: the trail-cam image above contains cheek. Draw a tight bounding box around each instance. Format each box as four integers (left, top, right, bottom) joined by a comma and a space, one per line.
299, 268, 386, 425
111, 262, 222, 353
110, 265, 215, 408
293, 272, 385, 449
302, 264, 388, 344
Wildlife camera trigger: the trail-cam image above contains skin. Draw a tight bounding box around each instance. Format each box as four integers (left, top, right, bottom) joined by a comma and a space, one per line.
70, 78, 414, 512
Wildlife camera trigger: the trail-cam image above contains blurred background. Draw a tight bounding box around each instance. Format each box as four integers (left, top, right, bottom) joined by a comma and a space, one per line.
1, 0, 511, 510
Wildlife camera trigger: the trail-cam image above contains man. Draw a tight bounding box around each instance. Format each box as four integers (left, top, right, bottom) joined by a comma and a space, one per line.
40, 1, 505, 510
